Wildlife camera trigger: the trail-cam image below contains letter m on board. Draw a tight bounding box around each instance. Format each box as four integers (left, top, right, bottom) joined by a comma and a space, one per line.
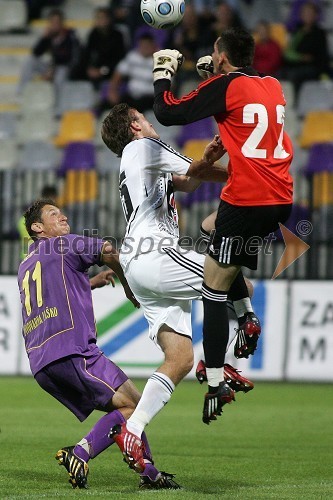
300, 337, 326, 361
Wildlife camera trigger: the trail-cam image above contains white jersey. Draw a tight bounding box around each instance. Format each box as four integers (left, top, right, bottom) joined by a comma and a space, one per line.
119, 137, 192, 270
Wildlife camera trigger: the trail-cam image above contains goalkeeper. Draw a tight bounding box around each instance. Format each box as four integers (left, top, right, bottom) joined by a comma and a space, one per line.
152, 31, 293, 424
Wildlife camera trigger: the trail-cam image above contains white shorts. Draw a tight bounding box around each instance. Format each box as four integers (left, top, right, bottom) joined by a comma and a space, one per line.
125, 247, 205, 344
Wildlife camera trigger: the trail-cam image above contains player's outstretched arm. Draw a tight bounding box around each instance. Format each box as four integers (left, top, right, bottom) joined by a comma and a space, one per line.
184, 136, 228, 183
204, 135, 227, 163
90, 270, 116, 290
186, 161, 228, 183
101, 242, 140, 308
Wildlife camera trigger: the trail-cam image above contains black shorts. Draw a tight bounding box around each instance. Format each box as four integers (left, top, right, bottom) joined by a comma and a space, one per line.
208, 200, 292, 270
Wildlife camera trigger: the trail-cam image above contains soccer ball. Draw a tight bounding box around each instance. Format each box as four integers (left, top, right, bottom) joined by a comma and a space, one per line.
140, 0, 186, 29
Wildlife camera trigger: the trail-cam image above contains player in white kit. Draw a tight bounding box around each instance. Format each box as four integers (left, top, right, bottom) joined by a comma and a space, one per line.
101, 103, 255, 473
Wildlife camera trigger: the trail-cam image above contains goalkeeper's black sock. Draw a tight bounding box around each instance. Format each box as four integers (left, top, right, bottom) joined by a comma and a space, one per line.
228, 271, 248, 301
228, 271, 253, 323
202, 283, 229, 389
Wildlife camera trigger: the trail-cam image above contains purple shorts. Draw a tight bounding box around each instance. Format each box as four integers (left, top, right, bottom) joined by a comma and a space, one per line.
34, 352, 128, 421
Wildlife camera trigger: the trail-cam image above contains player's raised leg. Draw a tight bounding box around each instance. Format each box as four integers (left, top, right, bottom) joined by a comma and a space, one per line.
110, 325, 193, 461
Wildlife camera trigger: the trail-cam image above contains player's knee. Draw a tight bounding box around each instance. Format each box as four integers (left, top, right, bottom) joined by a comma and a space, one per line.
178, 351, 194, 378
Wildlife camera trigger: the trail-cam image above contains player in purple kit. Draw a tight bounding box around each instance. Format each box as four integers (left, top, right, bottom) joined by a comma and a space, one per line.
17, 199, 180, 491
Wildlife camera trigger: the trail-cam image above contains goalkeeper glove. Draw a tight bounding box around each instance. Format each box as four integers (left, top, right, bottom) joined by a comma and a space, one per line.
196, 55, 214, 80
153, 49, 184, 82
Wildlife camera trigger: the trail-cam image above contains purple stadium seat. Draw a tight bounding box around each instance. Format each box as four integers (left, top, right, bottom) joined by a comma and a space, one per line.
274, 204, 310, 241
58, 141, 96, 176
176, 118, 216, 148
181, 182, 221, 208
133, 25, 169, 49
304, 143, 333, 175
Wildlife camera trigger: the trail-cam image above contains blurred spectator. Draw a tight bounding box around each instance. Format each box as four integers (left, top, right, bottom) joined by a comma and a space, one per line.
202, 1, 244, 48
209, 1, 244, 34
17, 9, 81, 95
100, 33, 157, 114
253, 21, 282, 76
286, 0, 323, 32
17, 185, 58, 259
171, 4, 213, 73
109, 0, 142, 45
79, 7, 126, 90
281, 1, 329, 94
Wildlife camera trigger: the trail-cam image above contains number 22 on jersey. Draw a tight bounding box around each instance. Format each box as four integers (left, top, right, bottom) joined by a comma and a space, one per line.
22, 261, 43, 316
241, 104, 289, 160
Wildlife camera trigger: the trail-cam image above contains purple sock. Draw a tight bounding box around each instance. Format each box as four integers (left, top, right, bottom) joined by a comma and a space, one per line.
140, 432, 160, 480
141, 462, 160, 481
142, 432, 153, 462
74, 409, 125, 461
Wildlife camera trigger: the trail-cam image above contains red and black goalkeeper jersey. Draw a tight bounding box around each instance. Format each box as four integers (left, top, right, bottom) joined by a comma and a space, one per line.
154, 67, 293, 206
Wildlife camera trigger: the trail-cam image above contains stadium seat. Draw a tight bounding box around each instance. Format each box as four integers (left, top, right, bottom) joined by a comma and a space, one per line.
18, 140, 58, 170
304, 143, 333, 175
297, 80, 333, 117
0, 139, 17, 169
280, 80, 295, 109
312, 171, 333, 207
21, 81, 55, 114
0, 0, 27, 31
180, 182, 221, 208
291, 142, 309, 174
58, 141, 96, 176
176, 118, 216, 148
298, 111, 333, 148
59, 170, 98, 205
270, 23, 288, 50
284, 108, 300, 142
239, 0, 283, 30
182, 139, 211, 160
54, 110, 95, 147
95, 110, 109, 146
97, 147, 121, 173
321, 1, 333, 30
56, 81, 95, 115
17, 110, 55, 143
0, 112, 16, 139
133, 25, 169, 49
64, 0, 95, 20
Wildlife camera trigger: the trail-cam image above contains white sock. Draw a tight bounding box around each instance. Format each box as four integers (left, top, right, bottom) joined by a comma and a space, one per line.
126, 372, 175, 437
206, 367, 224, 388
233, 298, 253, 318
76, 438, 89, 454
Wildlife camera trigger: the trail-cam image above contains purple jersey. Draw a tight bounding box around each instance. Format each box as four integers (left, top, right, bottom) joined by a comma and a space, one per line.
17, 234, 105, 375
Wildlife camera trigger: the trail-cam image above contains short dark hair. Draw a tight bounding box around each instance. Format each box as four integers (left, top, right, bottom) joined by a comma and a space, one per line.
48, 8, 65, 21
41, 185, 57, 199
24, 199, 58, 240
101, 103, 136, 157
217, 28, 255, 67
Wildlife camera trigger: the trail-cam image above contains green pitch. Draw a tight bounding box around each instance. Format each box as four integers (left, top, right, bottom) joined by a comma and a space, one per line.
1, 377, 332, 499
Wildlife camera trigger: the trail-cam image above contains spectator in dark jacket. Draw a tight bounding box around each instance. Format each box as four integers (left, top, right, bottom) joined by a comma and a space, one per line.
281, 1, 329, 94
17, 9, 80, 94
83, 7, 126, 89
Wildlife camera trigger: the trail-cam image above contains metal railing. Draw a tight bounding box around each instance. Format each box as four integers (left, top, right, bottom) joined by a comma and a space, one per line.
0, 170, 332, 278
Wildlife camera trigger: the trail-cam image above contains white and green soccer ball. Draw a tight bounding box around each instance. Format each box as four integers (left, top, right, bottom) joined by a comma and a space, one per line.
140, 0, 186, 29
